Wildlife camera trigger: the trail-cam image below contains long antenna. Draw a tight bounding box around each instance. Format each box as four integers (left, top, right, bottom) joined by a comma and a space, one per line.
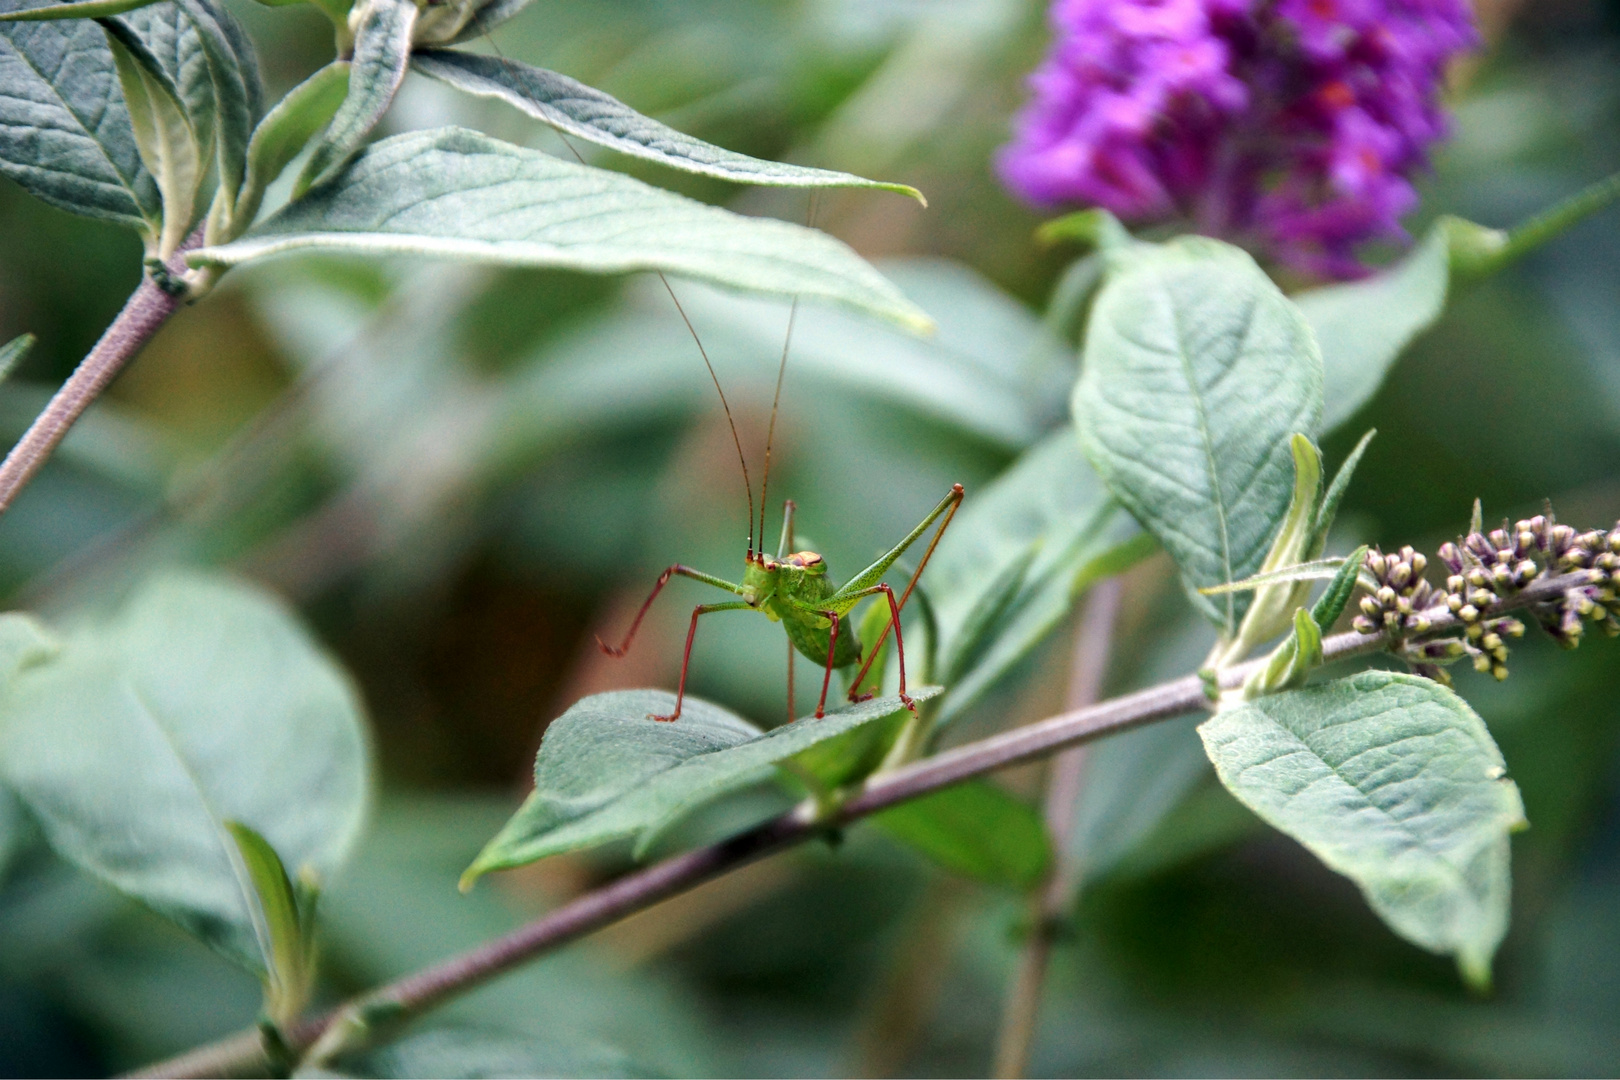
758, 192, 816, 553
660, 272, 757, 559
549, 128, 759, 559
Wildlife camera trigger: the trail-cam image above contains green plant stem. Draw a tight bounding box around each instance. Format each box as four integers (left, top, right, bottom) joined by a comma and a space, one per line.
1470, 169, 1620, 277
0, 230, 201, 516
992, 578, 1123, 1080
130, 570, 1592, 1079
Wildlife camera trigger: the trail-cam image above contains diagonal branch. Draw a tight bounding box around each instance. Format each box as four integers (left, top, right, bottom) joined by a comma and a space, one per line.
0, 231, 202, 516
129, 569, 1594, 1079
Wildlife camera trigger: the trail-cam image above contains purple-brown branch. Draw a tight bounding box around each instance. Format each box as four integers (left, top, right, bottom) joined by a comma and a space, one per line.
0, 234, 200, 516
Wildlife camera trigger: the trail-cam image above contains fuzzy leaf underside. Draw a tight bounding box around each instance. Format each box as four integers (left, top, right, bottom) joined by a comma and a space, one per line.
1197, 671, 1525, 986
195, 126, 931, 330
296, 0, 411, 193
1073, 237, 1323, 633
411, 49, 923, 201
464, 687, 940, 882
0, 572, 371, 972
0, 4, 161, 227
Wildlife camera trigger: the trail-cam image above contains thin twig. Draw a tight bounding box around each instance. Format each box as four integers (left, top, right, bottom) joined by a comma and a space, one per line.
992, 578, 1123, 1079
130, 570, 1592, 1079
0, 233, 202, 516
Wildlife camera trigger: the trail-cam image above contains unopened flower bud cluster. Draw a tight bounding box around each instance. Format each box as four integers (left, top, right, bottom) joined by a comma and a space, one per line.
1352, 510, 1619, 684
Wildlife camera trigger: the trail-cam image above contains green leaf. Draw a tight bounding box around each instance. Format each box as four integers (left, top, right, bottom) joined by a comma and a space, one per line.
1241, 605, 1323, 698
870, 779, 1049, 890
103, 19, 200, 257
1197, 671, 1526, 987
1297, 224, 1449, 434
462, 687, 940, 885
1037, 206, 1132, 253
295, 0, 413, 195
439, 0, 528, 42
225, 821, 314, 1025
928, 427, 1151, 724
174, 0, 262, 230
0, 9, 161, 229
1311, 427, 1376, 551
411, 50, 924, 203
0, 571, 372, 973
195, 127, 931, 330
1198, 558, 1347, 596
0, 333, 35, 384
0, 0, 159, 20
1073, 237, 1323, 633
1310, 544, 1368, 630
316, 1024, 658, 1080
232, 61, 350, 232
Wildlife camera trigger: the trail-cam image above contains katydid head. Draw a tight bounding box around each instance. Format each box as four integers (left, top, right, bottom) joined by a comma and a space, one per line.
741, 555, 782, 607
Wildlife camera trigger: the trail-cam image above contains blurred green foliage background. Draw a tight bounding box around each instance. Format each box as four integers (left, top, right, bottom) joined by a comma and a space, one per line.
1, 0, 1618, 1075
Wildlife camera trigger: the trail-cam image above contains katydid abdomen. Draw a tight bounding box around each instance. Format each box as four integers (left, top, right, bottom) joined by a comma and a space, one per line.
771, 576, 862, 670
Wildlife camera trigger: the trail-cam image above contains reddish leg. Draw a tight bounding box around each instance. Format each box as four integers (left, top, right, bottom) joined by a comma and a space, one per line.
844, 584, 916, 716
597, 564, 742, 658
814, 611, 841, 719
652, 600, 750, 721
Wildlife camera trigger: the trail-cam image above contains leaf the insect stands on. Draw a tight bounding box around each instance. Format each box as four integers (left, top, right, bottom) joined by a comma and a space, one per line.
462, 687, 941, 887
1198, 671, 1526, 989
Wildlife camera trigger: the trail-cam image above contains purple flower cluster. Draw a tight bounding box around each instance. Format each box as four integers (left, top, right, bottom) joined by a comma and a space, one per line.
998, 0, 1478, 278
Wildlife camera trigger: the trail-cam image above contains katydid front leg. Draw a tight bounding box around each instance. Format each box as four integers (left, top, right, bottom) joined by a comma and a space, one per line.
812, 609, 842, 719
596, 565, 744, 658
654, 600, 752, 722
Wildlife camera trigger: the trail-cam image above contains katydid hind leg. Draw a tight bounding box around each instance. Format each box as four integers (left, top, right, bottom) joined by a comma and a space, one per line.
836, 484, 964, 689
654, 600, 751, 722
597, 565, 744, 658
844, 583, 917, 716
835, 484, 964, 600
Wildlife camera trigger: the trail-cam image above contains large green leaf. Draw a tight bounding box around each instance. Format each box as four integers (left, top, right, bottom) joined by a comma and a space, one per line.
0, 4, 161, 228
870, 779, 1049, 890
463, 687, 939, 884
195, 126, 931, 329
315, 1025, 658, 1080
296, 0, 412, 194
104, 20, 201, 257
411, 49, 922, 201
926, 427, 1151, 724
0, 571, 372, 973
174, 0, 261, 225
1197, 671, 1525, 987
1296, 222, 1450, 434
231, 61, 349, 232
1073, 238, 1323, 632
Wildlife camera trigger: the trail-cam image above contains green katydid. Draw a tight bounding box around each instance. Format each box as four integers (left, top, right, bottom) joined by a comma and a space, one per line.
597, 280, 964, 723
